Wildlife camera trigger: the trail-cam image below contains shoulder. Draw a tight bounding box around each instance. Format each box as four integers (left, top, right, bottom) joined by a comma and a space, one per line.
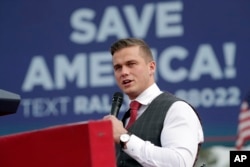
167, 100, 200, 123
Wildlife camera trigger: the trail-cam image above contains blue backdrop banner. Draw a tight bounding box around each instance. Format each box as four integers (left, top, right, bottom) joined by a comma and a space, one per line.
0, 0, 250, 146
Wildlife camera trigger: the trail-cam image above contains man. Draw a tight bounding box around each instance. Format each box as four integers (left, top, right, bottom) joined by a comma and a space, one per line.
104, 38, 204, 167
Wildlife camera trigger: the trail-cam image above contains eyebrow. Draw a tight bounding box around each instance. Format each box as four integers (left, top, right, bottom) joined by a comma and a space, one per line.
113, 64, 120, 68
113, 59, 138, 68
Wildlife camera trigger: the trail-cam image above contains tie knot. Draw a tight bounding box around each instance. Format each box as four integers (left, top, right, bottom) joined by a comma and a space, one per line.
130, 101, 141, 110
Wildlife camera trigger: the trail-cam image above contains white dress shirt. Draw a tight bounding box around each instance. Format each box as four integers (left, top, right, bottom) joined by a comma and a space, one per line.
124, 83, 204, 167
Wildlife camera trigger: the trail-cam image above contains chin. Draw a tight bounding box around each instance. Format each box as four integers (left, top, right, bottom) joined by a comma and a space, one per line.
126, 91, 138, 100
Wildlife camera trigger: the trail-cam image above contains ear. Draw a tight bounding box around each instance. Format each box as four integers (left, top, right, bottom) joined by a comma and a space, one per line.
148, 61, 156, 75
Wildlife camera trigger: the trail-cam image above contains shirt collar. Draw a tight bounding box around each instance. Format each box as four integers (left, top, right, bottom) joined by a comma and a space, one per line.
133, 83, 162, 106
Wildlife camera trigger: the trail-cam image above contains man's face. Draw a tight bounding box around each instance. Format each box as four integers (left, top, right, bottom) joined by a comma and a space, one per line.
112, 46, 155, 100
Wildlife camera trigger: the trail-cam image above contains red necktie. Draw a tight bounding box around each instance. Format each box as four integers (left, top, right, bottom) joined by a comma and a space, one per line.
126, 101, 141, 129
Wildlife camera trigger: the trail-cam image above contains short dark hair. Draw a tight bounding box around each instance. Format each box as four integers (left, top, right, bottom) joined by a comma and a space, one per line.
110, 38, 153, 62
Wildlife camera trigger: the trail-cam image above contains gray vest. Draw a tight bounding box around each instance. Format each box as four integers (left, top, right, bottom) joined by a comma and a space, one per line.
117, 92, 184, 167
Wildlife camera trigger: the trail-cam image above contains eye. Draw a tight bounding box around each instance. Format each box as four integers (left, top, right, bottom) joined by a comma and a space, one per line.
114, 65, 121, 71
128, 61, 136, 67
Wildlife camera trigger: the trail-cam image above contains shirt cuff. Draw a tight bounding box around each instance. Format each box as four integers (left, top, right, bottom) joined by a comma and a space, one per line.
123, 134, 144, 157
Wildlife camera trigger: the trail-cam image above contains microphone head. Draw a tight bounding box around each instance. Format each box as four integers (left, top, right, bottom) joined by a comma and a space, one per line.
110, 92, 123, 116
113, 92, 123, 103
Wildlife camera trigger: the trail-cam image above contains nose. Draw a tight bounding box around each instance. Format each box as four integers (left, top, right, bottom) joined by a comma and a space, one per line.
120, 66, 129, 77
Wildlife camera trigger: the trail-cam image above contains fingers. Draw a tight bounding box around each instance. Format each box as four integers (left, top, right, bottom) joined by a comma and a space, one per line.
103, 114, 116, 120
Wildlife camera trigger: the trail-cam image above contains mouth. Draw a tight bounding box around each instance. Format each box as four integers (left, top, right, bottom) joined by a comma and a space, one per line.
122, 79, 133, 86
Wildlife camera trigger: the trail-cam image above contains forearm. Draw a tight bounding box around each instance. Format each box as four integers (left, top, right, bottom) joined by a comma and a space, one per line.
123, 135, 191, 167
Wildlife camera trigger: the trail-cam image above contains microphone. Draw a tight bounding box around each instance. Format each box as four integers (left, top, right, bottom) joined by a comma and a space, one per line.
110, 92, 123, 117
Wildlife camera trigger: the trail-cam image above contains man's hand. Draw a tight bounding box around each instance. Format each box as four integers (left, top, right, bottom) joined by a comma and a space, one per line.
103, 115, 128, 143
